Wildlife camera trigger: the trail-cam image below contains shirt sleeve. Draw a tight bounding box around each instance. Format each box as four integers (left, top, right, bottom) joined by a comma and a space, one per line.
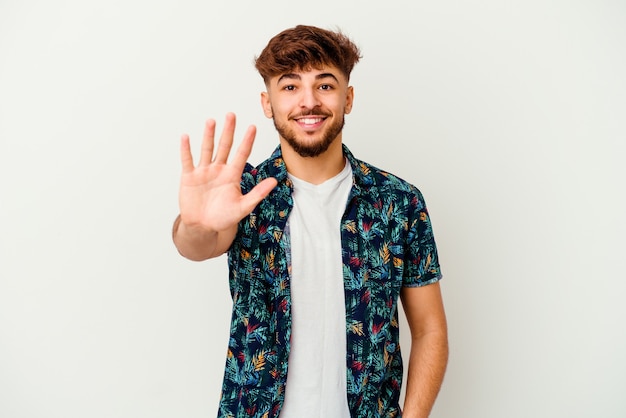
402, 189, 442, 287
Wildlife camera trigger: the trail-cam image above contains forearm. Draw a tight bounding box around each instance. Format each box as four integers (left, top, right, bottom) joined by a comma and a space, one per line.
402, 329, 448, 418
172, 214, 235, 261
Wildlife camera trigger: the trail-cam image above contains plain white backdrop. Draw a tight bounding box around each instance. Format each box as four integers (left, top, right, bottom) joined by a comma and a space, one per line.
1, 1, 625, 417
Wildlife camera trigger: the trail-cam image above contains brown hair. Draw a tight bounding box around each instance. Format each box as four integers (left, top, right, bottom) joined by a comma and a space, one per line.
255, 25, 361, 83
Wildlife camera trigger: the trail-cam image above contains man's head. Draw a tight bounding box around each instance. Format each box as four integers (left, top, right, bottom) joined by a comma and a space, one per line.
255, 25, 361, 85
256, 26, 361, 158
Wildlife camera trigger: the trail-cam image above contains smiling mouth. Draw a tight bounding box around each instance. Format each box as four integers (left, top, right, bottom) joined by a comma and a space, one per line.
297, 117, 325, 126
294, 115, 327, 129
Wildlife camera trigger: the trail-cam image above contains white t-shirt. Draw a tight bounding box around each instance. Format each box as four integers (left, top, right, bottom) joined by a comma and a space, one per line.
279, 161, 353, 418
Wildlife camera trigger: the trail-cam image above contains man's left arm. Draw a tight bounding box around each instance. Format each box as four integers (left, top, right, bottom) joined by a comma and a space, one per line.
400, 281, 448, 418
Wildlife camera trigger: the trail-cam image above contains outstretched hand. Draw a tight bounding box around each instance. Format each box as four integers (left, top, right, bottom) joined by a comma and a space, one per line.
178, 113, 277, 236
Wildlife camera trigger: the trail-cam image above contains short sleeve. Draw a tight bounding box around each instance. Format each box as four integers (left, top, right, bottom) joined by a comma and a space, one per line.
402, 190, 442, 287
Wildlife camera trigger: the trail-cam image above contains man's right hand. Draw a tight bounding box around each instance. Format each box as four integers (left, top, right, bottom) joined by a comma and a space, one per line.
173, 113, 277, 261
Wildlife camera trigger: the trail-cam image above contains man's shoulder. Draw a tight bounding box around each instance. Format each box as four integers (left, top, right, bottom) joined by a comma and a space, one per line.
351, 156, 422, 197
347, 151, 431, 216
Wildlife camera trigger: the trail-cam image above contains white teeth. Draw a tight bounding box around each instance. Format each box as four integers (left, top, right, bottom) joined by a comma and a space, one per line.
300, 118, 322, 125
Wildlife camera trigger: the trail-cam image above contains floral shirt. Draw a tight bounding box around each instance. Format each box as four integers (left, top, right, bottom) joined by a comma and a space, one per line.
219, 145, 441, 418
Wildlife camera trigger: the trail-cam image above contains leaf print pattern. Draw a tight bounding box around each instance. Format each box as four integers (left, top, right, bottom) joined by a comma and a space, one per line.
218, 145, 441, 418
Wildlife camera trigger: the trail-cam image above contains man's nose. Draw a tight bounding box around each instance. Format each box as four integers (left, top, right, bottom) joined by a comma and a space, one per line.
299, 88, 321, 109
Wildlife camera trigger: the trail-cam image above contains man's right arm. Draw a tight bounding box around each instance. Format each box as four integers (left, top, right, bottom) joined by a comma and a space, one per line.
173, 113, 276, 262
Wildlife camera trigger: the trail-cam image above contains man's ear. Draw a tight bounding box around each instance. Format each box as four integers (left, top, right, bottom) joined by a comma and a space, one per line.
345, 86, 355, 115
261, 92, 273, 118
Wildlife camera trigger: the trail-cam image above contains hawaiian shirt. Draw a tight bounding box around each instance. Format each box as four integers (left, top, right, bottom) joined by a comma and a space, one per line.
218, 145, 441, 418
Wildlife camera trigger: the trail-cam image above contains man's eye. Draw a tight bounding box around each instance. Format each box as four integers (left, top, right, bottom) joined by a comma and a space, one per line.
284, 85, 296, 91
319, 84, 333, 90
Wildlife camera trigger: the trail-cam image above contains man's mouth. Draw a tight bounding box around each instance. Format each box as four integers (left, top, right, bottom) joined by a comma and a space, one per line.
298, 117, 324, 126
293, 115, 329, 129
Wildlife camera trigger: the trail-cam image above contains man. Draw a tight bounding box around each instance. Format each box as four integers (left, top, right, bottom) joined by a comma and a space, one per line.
173, 25, 447, 418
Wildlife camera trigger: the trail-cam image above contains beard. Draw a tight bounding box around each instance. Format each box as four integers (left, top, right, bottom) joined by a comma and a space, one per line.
273, 108, 345, 158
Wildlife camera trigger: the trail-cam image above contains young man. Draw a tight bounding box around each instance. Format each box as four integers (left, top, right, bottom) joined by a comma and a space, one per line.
173, 25, 447, 418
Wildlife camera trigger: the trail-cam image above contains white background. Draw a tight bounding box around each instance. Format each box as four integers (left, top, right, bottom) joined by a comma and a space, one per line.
1, 1, 625, 417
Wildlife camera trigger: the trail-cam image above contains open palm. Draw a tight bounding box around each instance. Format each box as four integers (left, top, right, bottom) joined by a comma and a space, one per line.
179, 113, 277, 234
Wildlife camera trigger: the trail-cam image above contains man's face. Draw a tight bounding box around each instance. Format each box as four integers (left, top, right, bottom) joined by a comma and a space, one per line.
261, 65, 354, 158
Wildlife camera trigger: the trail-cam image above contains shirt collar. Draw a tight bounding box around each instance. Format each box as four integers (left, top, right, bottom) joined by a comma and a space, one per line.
262, 144, 374, 193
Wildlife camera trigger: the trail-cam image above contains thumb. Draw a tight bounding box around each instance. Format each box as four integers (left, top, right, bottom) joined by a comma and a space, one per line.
239, 178, 278, 214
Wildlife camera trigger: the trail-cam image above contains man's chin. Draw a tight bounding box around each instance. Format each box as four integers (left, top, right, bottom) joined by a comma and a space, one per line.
275, 118, 344, 158
285, 140, 333, 158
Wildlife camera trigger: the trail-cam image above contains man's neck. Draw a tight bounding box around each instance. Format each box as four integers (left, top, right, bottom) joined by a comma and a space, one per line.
280, 138, 346, 185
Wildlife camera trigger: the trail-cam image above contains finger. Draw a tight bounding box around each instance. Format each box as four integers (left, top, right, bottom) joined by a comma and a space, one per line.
198, 119, 216, 166
231, 124, 257, 172
180, 134, 194, 173
239, 177, 278, 214
214, 113, 236, 164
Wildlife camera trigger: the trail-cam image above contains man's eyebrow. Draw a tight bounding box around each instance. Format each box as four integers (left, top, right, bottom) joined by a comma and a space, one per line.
277, 73, 301, 83
316, 73, 339, 82
276, 72, 340, 83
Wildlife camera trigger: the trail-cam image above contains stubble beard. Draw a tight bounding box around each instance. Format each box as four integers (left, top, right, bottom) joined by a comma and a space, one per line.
273, 110, 345, 158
